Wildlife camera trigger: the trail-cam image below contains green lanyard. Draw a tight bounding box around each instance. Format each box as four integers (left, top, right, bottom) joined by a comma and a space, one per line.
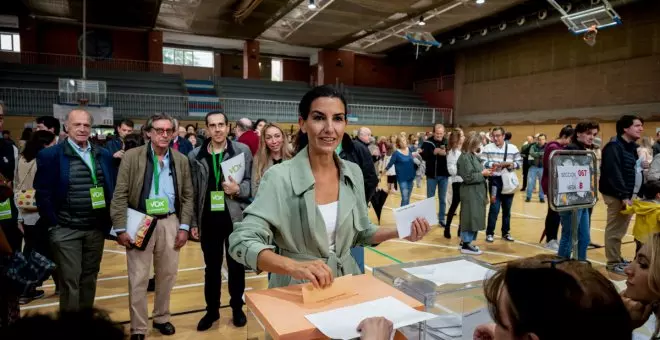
152, 152, 162, 195
75, 148, 97, 187
335, 143, 343, 155
211, 148, 225, 191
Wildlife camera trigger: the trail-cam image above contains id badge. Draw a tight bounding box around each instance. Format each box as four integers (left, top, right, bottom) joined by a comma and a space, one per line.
210, 191, 225, 212
0, 199, 11, 220
90, 187, 106, 209
146, 198, 169, 215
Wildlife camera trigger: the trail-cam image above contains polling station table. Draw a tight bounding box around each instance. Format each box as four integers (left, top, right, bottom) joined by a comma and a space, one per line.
245, 274, 425, 340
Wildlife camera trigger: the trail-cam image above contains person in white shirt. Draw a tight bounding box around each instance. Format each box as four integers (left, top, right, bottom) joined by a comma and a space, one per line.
479, 127, 522, 243
445, 128, 464, 239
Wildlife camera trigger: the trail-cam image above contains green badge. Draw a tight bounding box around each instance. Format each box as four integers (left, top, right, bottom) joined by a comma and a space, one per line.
210, 191, 225, 212
90, 187, 106, 209
146, 198, 169, 215
0, 199, 11, 220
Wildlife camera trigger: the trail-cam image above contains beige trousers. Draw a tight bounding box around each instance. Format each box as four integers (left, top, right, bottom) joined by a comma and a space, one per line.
127, 214, 180, 335
603, 194, 633, 264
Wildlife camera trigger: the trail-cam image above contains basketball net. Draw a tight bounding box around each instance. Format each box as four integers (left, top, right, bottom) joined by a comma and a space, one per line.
78, 98, 89, 107
583, 25, 598, 47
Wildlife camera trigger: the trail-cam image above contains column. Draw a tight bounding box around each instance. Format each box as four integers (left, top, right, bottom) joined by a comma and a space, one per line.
147, 30, 163, 73
243, 40, 260, 79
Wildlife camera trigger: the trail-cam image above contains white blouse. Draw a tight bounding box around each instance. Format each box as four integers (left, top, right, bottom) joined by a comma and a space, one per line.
447, 149, 463, 183
318, 201, 339, 251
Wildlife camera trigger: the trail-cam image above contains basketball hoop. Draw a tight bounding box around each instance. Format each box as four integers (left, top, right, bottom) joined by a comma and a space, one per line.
583, 25, 598, 46
78, 98, 89, 107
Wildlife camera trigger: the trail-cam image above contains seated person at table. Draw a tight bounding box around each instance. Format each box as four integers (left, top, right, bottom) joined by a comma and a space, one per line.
228, 85, 430, 289
474, 254, 631, 340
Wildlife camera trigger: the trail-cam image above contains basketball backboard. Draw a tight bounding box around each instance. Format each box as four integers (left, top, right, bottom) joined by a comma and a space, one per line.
547, 0, 621, 34
404, 30, 440, 59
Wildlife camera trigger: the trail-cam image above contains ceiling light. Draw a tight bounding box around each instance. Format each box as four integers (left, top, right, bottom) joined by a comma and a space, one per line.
418, 16, 425, 26
476, 0, 485, 4
308, 0, 317, 9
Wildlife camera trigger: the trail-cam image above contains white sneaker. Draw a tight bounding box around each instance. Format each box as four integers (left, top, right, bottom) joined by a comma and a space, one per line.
545, 239, 559, 251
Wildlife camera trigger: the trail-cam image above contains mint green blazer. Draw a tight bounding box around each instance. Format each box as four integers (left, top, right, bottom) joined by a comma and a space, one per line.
229, 146, 379, 288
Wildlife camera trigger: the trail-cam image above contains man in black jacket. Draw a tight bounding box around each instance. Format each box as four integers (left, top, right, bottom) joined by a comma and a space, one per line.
337, 132, 377, 274
421, 124, 450, 229
600, 115, 644, 275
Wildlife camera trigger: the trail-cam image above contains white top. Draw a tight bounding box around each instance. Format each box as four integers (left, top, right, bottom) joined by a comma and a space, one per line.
479, 142, 523, 177
446, 149, 463, 183
318, 201, 339, 252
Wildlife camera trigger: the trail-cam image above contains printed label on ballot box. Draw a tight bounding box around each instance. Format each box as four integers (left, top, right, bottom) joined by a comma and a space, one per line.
557, 166, 590, 194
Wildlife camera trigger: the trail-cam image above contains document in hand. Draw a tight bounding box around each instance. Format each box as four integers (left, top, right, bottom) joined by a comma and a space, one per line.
302, 275, 356, 305
393, 197, 439, 238
304, 296, 437, 340
109, 209, 155, 250
221, 152, 245, 184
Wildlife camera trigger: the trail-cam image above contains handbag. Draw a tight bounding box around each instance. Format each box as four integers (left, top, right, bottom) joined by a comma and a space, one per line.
500, 142, 520, 195
14, 161, 38, 211
1, 250, 56, 296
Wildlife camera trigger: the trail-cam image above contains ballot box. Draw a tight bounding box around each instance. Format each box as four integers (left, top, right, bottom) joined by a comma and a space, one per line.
373, 256, 496, 340
244, 274, 427, 340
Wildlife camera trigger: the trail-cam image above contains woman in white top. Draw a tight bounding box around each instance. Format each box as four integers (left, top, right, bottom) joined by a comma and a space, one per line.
445, 128, 464, 239
14, 130, 57, 300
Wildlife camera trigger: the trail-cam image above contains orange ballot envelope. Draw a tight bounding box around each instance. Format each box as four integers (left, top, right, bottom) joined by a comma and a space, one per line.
301, 275, 356, 305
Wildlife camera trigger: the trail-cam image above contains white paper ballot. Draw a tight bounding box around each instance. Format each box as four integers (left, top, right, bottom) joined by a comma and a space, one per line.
221, 152, 245, 184
403, 260, 495, 286
393, 197, 439, 238
304, 296, 437, 340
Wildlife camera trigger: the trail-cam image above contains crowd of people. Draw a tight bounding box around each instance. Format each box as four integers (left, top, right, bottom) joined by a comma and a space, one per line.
1, 86, 660, 339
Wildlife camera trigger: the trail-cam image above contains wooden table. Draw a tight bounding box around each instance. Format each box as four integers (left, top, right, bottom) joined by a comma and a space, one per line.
245, 274, 424, 340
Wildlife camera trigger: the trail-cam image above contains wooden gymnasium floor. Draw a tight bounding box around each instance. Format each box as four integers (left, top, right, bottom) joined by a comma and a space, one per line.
20, 176, 636, 339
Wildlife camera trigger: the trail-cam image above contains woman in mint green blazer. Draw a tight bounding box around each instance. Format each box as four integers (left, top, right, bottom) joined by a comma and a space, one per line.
229, 85, 430, 289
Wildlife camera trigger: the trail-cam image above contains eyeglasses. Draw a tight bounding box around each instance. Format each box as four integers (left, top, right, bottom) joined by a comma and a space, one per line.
152, 128, 174, 136
541, 258, 592, 269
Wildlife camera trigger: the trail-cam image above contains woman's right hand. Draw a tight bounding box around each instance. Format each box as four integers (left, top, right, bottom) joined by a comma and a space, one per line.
473, 323, 496, 340
289, 260, 334, 289
481, 168, 492, 177
621, 291, 654, 328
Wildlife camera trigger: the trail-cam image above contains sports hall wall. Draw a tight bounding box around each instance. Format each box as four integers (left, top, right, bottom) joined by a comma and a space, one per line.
453, 0, 660, 129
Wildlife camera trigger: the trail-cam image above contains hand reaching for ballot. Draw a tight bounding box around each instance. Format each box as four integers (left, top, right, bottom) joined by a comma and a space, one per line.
289, 260, 334, 289
357, 317, 393, 340
404, 217, 431, 242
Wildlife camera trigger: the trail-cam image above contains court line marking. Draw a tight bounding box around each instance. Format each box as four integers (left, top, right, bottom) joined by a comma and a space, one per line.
41, 266, 207, 288
24, 274, 267, 310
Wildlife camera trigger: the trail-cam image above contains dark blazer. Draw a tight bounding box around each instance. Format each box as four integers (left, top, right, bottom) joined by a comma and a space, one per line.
34, 139, 116, 227
170, 136, 193, 156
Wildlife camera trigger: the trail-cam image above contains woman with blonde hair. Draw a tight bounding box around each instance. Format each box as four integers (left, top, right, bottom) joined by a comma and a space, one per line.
252, 123, 292, 197
456, 131, 491, 255
622, 232, 660, 338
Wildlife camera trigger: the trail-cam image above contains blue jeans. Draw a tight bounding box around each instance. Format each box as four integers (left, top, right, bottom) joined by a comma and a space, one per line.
351, 246, 365, 273
526, 166, 545, 200
461, 231, 477, 244
558, 209, 590, 260
486, 181, 514, 236
427, 176, 449, 225
399, 179, 414, 206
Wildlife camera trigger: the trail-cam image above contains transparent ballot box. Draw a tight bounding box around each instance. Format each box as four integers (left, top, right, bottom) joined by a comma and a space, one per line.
373, 256, 496, 340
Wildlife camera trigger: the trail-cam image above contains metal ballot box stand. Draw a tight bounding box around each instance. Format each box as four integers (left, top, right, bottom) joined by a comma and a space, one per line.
547, 150, 598, 259
373, 256, 496, 340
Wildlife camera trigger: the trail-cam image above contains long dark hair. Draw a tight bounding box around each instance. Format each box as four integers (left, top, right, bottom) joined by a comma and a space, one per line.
22, 130, 56, 162
294, 85, 348, 154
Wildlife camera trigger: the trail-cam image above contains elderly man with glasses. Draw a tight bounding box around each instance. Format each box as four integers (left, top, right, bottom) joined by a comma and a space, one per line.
111, 113, 194, 340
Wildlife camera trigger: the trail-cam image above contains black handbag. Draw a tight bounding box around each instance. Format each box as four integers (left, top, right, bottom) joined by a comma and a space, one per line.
1, 250, 56, 296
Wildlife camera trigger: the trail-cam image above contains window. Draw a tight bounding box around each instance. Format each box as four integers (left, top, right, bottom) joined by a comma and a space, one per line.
163, 47, 213, 68
0, 33, 20, 52
271, 58, 283, 82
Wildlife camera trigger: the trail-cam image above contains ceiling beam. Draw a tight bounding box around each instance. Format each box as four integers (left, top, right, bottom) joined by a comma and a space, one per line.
326, 0, 464, 50
259, 0, 336, 41
149, 0, 164, 28
249, 0, 304, 37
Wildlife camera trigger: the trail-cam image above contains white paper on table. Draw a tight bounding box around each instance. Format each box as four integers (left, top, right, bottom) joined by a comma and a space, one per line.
108, 208, 152, 242
403, 260, 495, 286
220, 152, 245, 184
393, 197, 439, 238
304, 296, 437, 340
461, 308, 492, 340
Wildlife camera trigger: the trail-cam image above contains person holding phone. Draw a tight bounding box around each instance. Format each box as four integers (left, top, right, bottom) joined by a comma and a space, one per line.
479, 127, 522, 243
